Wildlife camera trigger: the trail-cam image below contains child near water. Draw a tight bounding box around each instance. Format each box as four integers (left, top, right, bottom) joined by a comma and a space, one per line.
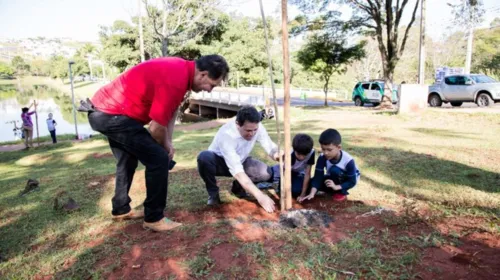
298, 129, 360, 203
46, 113, 57, 143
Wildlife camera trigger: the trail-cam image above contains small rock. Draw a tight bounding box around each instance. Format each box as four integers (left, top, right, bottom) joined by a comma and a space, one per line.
132, 264, 141, 269
54, 191, 80, 212
88, 181, 100, 188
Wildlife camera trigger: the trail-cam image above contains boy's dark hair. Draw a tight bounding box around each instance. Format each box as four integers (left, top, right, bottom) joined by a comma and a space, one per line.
293, 133, 314, 155
22, 107, 29, 113
236, 106, 261, 126
319, 129, 342, 146
195, 55, 229, 80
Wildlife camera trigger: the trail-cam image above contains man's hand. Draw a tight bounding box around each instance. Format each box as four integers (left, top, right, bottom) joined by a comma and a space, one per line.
298, 193, 314, 203
257, 193, 275, 213
325, 179, 342, 191
165, 141, 175, 160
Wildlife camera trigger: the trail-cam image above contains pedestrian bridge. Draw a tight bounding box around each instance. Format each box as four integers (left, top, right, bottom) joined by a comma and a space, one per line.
188, 90, 266, 118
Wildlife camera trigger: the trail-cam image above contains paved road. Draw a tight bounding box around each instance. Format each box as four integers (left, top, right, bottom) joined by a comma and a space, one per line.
274, 97, 500, 112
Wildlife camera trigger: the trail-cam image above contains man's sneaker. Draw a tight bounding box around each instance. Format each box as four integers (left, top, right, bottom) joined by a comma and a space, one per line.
333, 193, 347, 202
231, 181, 249, 198
207, 193, 222, 206
112, 209, 145, 221
143, 218, 182, 232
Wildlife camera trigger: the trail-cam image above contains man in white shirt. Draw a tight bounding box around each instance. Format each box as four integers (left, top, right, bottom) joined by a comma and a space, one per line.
197, 106, 280, 213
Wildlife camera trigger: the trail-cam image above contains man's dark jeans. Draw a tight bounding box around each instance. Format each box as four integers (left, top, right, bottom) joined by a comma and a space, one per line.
88, 111, 169, 223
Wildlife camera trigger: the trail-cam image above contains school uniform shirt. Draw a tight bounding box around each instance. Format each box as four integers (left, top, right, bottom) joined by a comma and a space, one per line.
291, 149, 315, 174
208, 119, 277, 176
311, 150, 360, 192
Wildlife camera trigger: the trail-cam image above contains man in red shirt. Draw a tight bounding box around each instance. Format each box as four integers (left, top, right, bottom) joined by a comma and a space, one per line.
87, 55, 229, 232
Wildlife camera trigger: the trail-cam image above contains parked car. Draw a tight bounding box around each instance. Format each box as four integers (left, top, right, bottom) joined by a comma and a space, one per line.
428, 74, 500, 107
352, 80, 399, 106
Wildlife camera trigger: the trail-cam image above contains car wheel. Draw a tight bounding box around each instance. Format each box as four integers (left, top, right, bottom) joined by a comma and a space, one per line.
355, 97, 364, 107
372, 102, 380, 107
476, 93, 493, 107
450, 102, 463, 107
428, 94, 442, 107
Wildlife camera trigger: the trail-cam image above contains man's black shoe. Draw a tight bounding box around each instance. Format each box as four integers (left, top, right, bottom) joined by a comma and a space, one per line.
207, 193, 222, 206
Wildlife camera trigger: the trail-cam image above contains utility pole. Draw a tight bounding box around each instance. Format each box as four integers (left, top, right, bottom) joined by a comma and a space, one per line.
68, 61, 78, 139
418, 0, 426, 84
138, 0, 145, 62
464, 27, 473, 74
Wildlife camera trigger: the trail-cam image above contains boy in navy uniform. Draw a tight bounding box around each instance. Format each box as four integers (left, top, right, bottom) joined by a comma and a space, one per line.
299, 129, 360, 202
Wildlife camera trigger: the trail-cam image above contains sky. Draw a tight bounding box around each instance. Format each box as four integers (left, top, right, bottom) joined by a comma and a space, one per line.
0, 0, 499, 42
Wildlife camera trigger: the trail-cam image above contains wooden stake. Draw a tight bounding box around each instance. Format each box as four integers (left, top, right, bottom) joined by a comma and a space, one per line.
259, 0, 285, 210
281, 0, 292, 210
34, 100, 40, 146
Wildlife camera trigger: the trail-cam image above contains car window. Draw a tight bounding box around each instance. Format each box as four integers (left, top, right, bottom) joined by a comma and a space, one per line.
361, 83, 370, 90
456, 76, 466, 85
353, 83, 360, 90
444, 76, 458, 85
471, 75, 498, 83
370, 83, 381, 90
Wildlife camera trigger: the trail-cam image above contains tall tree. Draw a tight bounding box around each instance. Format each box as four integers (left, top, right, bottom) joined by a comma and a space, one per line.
291, 0, 421, 108
99, 20, 140, 72
448, 0, 485, 74
297, 34, 365, 105
11, 56, 30, 76
143, 0, 222, 57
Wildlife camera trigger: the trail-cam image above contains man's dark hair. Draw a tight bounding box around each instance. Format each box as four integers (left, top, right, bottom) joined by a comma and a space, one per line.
293, 134, 314, 155
22, 107, 29, 113
236, 106, 261, 126
196, 55, 229, 80
319, 129, 342, 146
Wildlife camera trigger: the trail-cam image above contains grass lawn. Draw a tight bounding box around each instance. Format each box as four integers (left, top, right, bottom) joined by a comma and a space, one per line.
0, 107, 499, 279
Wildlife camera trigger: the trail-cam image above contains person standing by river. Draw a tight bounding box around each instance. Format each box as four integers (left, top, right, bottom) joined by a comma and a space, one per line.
21, 103, 36, 149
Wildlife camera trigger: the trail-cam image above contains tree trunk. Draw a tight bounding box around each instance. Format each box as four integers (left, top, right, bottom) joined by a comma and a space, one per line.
323, 76, 330, 106
161, 38, 168, 57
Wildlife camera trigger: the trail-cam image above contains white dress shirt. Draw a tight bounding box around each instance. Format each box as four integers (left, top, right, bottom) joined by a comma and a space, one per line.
208, 118, 277, 176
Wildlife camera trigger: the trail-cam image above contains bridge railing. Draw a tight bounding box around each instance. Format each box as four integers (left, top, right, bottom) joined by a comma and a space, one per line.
190, 90, 265, 106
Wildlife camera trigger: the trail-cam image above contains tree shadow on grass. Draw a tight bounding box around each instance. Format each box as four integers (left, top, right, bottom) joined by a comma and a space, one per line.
348, 145, 500, 214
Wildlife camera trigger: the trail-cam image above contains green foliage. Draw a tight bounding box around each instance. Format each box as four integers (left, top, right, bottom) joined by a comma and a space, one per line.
99, 20, 140, 72
0, 62, 15, 78
48, 56, 69, 82
297, 34, 365, 98
472, 27, 500, 78
11, 56, 31, 76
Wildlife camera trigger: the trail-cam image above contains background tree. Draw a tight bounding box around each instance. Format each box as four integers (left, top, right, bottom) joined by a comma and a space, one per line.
291, 0, 421, 108
0, 62, 15, 79
11, 56, 31, 77
448, 0, 485, 74
143, 0, 222, 57
99, 20, 140, 72
297, 34, 365, 105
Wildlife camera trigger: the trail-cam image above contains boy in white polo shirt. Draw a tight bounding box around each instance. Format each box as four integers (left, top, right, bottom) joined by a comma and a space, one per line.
46, 113, 57, 144
197, 106, 280, 213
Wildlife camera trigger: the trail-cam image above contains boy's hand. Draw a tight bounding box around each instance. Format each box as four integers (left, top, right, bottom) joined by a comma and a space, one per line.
325, 180, 342, 191
298, 193, 314, 203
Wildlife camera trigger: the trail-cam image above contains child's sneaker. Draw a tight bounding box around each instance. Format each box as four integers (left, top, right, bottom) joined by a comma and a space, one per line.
332, 193, 347, 202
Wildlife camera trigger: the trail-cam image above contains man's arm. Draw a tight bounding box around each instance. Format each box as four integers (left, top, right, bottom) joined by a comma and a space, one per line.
256, 124, 279, 160
234, 172, 275, 213
219, 135, 275, 213
149, 120, 174, 159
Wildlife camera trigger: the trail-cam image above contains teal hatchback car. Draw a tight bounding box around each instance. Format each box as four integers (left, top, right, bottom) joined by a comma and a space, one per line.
352, 81, 399, 106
